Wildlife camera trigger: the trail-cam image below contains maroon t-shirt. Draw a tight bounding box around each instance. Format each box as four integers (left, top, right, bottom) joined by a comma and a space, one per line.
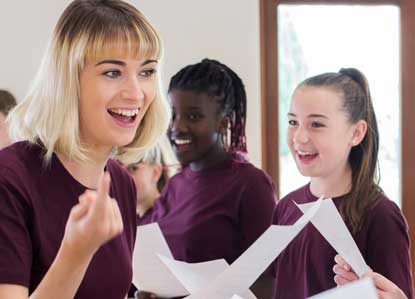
138, 154, 277, 264
0, 141, 137, 299
273, 184, 413, 299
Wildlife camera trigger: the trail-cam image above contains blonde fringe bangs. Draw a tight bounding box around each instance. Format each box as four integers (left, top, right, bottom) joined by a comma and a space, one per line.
8, 3, 169, 164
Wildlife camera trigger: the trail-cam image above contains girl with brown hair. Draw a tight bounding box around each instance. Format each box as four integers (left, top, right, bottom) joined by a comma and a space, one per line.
272, 68, 412, 299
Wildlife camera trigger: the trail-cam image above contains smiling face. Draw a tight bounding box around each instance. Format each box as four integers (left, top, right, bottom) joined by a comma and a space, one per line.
167, 89, 225, 169
287, 86, 361, 182
78, 57, 158, 154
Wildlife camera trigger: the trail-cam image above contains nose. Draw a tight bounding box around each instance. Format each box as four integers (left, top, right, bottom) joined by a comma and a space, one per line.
120, 75, 145, 103
293, 125, 309, 144
169, 115, 188, 135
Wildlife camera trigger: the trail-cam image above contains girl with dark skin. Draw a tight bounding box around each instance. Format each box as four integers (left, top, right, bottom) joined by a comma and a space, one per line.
136, 59, 277, 299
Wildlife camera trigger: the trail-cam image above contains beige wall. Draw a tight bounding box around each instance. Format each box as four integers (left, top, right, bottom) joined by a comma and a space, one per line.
0, 0, 262, 166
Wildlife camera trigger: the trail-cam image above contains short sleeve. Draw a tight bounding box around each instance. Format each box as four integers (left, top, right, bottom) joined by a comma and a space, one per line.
365, 199, 413, 299
0, 168, 32, 287
239, 170, 277, 250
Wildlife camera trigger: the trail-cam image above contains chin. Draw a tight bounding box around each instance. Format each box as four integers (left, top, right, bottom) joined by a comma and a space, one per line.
114, 134, 137, 147
174, 154, 192, 167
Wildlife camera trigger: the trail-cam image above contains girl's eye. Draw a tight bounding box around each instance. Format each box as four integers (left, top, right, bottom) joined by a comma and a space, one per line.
288, 119, 297, 126
140, 68, 156, 78
188, 114, 202, 120
127, 164, 138, 173
103, 70, 121, 78
311, 122, 325, 128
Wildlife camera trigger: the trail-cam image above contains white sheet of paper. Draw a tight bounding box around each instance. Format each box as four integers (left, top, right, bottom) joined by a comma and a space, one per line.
296, 199, 370, 277
230, 295, 247, 299
185, 197, 324, 299
132, 223, 188, 297
157, 255, 228, 294
158, 255, 257, 299
307, 278, 377, 299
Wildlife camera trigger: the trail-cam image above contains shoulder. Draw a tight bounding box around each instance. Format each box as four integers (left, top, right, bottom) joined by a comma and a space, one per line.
107, 159, 134, 187
366, 194, 407, 227
106, 159, 136, 198
231, 159, 273, 186
163, 168, 188, 188
107, 159, 131, 181
274, 184, 310, 217
0, 141, 44, 189
0, 141, 43, 170
278, 184, 310, 206
0, 142, 38, 211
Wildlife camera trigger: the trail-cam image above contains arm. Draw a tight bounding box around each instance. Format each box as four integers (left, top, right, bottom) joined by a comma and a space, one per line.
334, 200, 413, 299
364, 201, 413, 299
239, 170, 278, 299
0, 173, 123, 299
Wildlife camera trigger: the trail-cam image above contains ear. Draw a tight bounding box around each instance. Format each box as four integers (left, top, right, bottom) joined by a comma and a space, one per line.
151, 164, 163, 184
350, 120, 367, 146
217, 116, 229, 134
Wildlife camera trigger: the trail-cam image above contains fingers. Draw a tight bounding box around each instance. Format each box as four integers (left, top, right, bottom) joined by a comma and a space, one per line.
110, 198, 124, 236
94, 172, 111, 211
135, 291, 158, 299
367, 272, 400, 292
333, 255, 359, 286
70, 195, 90, 221
74, 172, 123, 244
334, 274, 351, 286
334, 255, 351, 271
333, 264, 359, 281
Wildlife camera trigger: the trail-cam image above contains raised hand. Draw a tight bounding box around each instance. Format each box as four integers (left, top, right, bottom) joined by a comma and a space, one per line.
62, 172, 124, 258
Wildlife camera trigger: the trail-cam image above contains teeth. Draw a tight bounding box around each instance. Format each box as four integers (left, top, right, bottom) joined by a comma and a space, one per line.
109, 108, 140, 117
297, 150, 317, 156
175, 139, 191, 145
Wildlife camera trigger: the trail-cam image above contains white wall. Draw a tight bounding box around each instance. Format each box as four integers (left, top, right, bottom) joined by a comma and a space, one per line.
0, 0, 262, 166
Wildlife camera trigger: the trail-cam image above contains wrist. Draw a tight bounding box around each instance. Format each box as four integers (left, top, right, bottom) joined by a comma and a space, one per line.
59, 239, 96, 266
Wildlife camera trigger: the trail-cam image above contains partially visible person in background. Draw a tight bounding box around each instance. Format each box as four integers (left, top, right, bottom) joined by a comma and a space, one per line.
118, 137, 178, 217
0, 89, 17, 149
118, 137, 178, 298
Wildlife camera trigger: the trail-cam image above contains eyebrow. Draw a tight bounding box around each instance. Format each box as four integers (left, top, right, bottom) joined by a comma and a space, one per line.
95, 59, 158, 66
288, 112, 329, 119
186, 106, 203, 110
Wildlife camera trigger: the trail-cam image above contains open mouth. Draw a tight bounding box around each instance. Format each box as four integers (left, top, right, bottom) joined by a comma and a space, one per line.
296, 150, 319, 163
108, 108, 139, 125
171, 137, 192, 152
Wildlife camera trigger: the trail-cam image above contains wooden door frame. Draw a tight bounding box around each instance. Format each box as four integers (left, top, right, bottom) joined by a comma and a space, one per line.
260, 0, 415, 285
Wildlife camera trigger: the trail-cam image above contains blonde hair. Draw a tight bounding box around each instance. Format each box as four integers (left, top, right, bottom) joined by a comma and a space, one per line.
8, 0, 170, 163
118, 135, 179, 179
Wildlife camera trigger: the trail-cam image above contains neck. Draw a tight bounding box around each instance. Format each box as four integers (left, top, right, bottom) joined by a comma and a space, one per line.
57, 148, 111, 189
137, 189, 160, 216
189, 145, 228, 172
309, 163, 352, 199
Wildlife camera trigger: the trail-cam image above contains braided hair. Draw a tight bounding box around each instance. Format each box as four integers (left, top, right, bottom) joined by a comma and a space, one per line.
168, 58, 247, 153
